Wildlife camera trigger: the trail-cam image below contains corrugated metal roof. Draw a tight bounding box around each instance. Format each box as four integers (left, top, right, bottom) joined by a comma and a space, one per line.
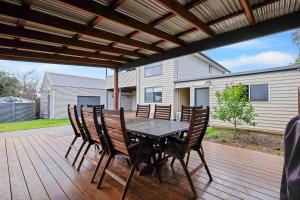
175, 64, 300, 83
46, 72, 106, 89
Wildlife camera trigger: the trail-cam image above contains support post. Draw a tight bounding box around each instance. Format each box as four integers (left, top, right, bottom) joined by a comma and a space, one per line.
114, 67, 119, 110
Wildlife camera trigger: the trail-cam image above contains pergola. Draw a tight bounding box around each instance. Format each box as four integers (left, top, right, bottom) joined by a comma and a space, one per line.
0, 0, 299, 110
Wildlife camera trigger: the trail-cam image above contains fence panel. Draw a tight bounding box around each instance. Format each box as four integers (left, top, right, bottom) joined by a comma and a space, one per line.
0, 102, 35, 122
0, 103, 13, 122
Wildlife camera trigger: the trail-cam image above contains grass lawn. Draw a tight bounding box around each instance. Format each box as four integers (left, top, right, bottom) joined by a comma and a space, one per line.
205, 127, 283, 155
0, 119, 70, 133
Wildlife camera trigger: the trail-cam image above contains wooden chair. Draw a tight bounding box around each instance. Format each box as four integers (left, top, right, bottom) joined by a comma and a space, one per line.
98, 108, 160, 200
65, 105, 87, 166
136, 104, 150, 118
154, 104, 171, 120
164, 107, 212, 198
87, 104, 104, 117
78, 106, 108, 183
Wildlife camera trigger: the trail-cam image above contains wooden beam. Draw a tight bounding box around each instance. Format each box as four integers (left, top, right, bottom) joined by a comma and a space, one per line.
240, 0, 255, 26
21, 0, 32, 8
0, 48, 118, 67
109, 0, 127, 9
0, 24, 145, 58
88, 16, 103, 27
0, 1, 164, 53
0, 54, 115, 68
121, 10, 300, 69
185, 0, 208, 10
59, 0, 185, 46
0, 37, 131, 62
114, 67, 119, 110
154, 0, 214, 37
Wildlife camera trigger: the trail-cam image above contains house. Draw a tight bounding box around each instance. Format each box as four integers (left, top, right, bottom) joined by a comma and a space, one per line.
106, 53, 229, 117
175, 64, 300, 134
40, 72, 106, 119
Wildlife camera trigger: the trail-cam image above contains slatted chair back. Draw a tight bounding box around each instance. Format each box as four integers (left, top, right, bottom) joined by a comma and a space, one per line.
68, 104, 83, 137
185, 107, 209, 150
181, 105, 203, 122
87, 104, 104, 117
101, 108, 130, 157
136, 104, 150, 118
154, 104, 171, 120
81, 106, 105, 146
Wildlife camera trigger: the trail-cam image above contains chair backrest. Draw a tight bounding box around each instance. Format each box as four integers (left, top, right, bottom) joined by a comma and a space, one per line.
100, 107, 130, 157
87, 104, 104, 117
81, 106, 105, 146
185, 107, 210, 150
181, 105, 203, 122
154, 104, 171, 120
136, 104, 150, 118
67, 104, 83, 137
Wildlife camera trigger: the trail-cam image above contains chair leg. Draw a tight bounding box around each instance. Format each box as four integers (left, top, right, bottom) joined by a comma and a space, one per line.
200, 144, 204, 157
197, 149, 212, 181
170, 157, 175, 167
77, 143, 91, 171
120, 165, 136, 200
179, 158, 197, 198
186, 151, 190, 167
65, 136, 78, 158
152, 155, 162, 183
97, 155, 113, 189
72, 140, 86, 166
91, 147, 107, 183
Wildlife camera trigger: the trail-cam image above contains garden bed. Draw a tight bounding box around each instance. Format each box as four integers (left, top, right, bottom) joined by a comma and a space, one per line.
205, 127, 284, 156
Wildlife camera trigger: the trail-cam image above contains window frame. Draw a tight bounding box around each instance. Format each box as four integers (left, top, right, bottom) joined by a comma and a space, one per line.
144, 63, 163, 78
248, 83, 270, 102
144, 86, 163, 103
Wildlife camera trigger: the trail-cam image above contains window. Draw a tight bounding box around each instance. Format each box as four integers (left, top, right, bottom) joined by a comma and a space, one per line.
209, 65, 212, 75
145, 87, 162, 103
249, 84, 269, 101
144, 63, 162, 77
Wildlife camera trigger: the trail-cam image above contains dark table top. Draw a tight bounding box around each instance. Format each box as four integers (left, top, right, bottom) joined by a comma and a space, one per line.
126, 118, 189, 139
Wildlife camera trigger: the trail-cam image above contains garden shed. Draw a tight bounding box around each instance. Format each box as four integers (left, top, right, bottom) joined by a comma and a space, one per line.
0, 96, 35, 122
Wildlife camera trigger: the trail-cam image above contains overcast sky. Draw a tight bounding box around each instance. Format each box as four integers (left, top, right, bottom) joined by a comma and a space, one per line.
0, 29, 298, 80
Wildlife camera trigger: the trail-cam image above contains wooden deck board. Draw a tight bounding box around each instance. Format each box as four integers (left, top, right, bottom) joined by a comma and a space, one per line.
0, 134, 283, 200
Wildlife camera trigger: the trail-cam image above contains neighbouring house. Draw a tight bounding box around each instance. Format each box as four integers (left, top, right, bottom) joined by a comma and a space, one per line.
175, 64, 300, 134
40, 72, 106, 119
106, 53, 229, 116
0, 96, 35, 122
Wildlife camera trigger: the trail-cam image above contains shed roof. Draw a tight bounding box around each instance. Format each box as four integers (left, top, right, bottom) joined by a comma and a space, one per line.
45, 72, 106, 89
174, 64, 300, 83
0, 0, 299, 70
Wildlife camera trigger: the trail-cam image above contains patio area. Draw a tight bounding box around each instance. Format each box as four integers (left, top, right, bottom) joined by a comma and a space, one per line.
0, 130, 282, 200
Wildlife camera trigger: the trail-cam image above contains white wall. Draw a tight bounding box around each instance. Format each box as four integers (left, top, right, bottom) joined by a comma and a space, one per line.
176, 70, 300, 134
53, 86, 106, 119
106, 69, 136, 89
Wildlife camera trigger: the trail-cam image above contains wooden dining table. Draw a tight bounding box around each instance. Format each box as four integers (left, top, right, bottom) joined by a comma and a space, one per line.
125, 117, 190, 176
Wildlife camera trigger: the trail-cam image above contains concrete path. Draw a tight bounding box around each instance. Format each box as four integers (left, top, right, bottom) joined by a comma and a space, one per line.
0, 125, 73, 139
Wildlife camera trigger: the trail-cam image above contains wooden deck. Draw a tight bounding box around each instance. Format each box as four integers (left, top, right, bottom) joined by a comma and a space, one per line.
0, 133, 283, 200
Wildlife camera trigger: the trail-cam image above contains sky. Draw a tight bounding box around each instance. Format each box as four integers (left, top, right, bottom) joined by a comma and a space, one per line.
0, 29, 298, 81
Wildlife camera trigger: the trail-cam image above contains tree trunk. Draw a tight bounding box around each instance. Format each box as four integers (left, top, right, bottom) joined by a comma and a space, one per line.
233, 121, 237, 137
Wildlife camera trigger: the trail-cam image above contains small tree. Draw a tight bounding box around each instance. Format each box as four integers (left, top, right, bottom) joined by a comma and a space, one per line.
213, 84, 256, 136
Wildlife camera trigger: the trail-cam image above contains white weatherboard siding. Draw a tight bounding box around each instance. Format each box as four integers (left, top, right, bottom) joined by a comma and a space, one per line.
137, 59, 176, 118
176, 70, 300, 134
53, 86, 106, 119
40, 75, 52, 118
106, 69, 136, 89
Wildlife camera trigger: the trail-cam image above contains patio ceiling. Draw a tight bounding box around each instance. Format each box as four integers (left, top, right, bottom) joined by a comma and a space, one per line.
0, 0, 299, 70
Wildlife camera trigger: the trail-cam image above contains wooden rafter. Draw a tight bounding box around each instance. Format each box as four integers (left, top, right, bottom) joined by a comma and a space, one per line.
0, 48, 118, 67
154, 0, 214, 37
150, 13, 176, 26
208, 0, 280, 26
88, 16, 103, 27
59, 0, 185, 46
0, 1, 164, 53
176, 28, 198, 37
0, 38, 131, 62
240, 0, 255, 26
21, 0, 32, 8
185, 0, 208, 10
0, 24, 144, 58
109, 0, 127, 9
